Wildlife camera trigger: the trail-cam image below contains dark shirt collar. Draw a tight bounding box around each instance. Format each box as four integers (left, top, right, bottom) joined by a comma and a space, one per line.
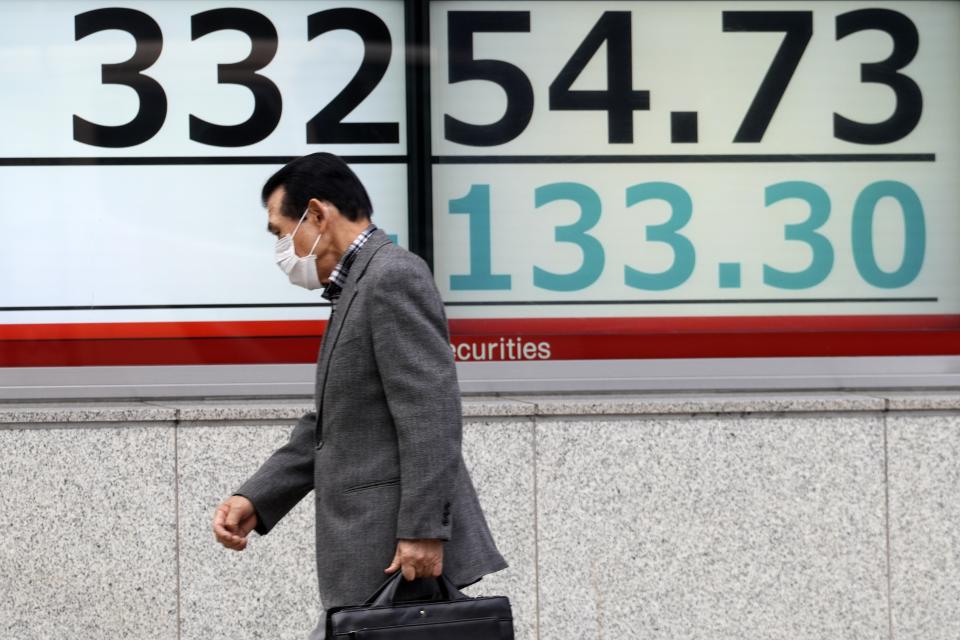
321, 224, 377, 307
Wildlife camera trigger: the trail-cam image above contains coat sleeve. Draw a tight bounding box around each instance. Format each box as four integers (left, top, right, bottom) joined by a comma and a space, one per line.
233, 410, 317, 536
370, 255, 461, 541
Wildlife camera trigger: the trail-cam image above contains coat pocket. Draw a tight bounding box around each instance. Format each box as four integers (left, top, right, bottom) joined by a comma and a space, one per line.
343, 477, 400, 495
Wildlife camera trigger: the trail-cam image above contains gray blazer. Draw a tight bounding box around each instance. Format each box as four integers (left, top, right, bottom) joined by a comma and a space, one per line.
235, 229, 507, 611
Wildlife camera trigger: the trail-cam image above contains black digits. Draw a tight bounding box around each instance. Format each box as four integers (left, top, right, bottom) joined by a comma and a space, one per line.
444, 11, 533, 146
549, 11, 649, 144
834, 9, 922, 144
306, 8, 399, 144
723, 11, 812, 143
189, 9, 282, 147
71, 6, 924, 150
73, 8, 167, 148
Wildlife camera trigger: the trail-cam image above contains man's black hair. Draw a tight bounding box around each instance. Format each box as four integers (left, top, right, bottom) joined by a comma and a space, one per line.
261, 152, 373, 222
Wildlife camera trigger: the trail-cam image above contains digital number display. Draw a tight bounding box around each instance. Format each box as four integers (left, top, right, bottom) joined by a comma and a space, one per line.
1, 1, 407, 155
67, 6, 400, 149
0, 1, 408, 338
431, 2, 942, 153
442, 177, 926, 294
1, 0, 958, 374
430, 1, 960, 361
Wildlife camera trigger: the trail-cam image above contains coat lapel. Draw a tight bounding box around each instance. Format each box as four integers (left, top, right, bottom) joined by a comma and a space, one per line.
315, 230, 392, 417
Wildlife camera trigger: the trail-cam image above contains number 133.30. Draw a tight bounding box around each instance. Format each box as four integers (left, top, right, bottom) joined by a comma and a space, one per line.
448, 181, 925, 293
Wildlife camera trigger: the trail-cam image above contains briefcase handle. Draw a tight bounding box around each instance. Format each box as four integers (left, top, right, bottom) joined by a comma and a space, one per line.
367, 572, 470, 607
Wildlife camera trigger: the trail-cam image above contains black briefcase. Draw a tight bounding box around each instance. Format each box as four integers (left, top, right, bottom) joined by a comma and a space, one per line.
327, 572, 514, 639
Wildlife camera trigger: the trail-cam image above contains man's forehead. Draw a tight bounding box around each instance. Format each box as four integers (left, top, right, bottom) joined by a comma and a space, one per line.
265, 190, 287, 235
265, 187, 288, 229
266, 186, 285, 211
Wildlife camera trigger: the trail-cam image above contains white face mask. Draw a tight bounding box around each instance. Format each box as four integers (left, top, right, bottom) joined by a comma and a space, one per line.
275, 208, 323, 290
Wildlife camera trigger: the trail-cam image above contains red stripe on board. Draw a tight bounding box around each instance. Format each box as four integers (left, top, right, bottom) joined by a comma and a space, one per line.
451, 331, 960, 361
1, 315, 957, 341
1, 329, 959, 367
0, 337, 323, 367
0, 320, 326, 341
449, 314, 960, 335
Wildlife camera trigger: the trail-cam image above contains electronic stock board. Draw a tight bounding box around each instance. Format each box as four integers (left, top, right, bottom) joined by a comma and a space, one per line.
1, 1, 958, 395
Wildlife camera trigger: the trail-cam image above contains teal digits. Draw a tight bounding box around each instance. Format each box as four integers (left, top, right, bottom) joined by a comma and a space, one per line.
852, 181, 925, 288
763, 181, 833, 289
449, 184, 512, 291
447, 180, 923, 295
624, 182, 695, 290
533, 182, 605, 291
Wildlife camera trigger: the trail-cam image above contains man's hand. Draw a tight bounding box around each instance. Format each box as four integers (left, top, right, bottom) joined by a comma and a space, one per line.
212, 495, 258, 551
385, 539, 444, 581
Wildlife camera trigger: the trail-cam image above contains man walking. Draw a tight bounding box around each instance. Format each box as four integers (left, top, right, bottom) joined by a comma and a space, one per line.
211, 153, 507, 639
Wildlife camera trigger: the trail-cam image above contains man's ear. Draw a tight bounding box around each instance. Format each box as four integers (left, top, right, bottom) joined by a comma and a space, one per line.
306, 198, 331, 228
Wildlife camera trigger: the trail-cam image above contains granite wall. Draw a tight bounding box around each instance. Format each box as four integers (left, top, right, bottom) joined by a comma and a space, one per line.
1, 391, 958, 640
